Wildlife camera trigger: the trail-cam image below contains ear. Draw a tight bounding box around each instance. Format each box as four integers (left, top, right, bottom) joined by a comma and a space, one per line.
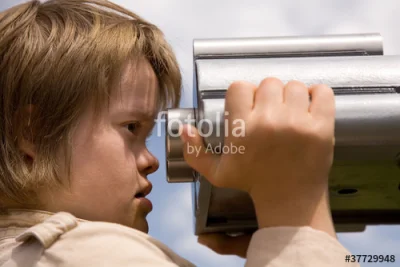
15, 105, 36, 161
18, 135, 36, 160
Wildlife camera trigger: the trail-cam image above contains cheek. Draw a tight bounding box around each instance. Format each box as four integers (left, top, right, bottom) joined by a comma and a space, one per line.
69, 128, 140, 199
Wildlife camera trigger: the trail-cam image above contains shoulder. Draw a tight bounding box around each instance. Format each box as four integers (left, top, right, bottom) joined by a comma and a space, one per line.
9, 212, 193, 267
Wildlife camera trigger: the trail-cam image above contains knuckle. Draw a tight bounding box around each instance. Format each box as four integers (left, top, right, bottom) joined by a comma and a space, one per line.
226, 81, 254, 100
286, 80, 307, 90
286, 115, 301, 128
285, 117, 308, 136
309, 124, 333, 144
259, 77, 284, 88
315, 83, 334, 97
258, 115, 272, 131
228, 80, 253, 91
259, 111, 280, 129
284, 116, 327, 140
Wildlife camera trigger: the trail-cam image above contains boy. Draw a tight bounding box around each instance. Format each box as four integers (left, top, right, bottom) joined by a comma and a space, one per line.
0, 0, 358, 266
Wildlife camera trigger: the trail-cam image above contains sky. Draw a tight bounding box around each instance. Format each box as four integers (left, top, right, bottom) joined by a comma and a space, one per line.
1, 0, 400, 266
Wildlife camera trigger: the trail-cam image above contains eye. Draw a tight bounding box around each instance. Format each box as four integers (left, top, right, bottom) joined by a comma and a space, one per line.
125, 122, 141, 135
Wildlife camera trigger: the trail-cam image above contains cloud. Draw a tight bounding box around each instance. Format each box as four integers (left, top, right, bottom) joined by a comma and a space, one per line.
2, 0, 400, 266
129, 1, 400, 266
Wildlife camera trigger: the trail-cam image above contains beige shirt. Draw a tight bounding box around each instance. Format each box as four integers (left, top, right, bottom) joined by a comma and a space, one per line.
0, 210, 359, 267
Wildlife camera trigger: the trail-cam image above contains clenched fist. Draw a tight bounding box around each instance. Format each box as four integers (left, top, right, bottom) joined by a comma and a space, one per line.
180, 77, 336, 238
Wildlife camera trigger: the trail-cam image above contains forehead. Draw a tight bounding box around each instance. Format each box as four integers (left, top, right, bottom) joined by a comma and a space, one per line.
109, 59, 159, 118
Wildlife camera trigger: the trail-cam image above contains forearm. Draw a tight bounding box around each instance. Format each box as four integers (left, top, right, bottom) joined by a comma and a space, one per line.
245, 186, 360, 267
250, 184, 337, 239
245, 225, 359, 267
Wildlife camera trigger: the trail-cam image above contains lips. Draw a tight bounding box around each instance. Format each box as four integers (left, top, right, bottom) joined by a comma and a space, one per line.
134, 182, 152, 198
134, 182, 153, 212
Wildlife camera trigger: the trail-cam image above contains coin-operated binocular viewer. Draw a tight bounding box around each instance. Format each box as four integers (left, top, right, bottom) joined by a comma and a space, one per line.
165, 33, 400, 234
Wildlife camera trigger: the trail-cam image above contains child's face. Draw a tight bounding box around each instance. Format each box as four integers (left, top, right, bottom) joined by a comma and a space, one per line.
40, 59, 160, 233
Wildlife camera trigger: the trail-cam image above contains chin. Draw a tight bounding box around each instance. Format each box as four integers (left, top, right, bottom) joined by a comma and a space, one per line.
132, 218, 149, 233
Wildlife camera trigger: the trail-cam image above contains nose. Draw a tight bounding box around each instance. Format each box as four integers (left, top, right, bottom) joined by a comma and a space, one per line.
139, 148, 159, 176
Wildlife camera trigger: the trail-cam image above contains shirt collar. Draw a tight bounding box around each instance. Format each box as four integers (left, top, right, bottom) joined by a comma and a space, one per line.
0, 209, 56, 229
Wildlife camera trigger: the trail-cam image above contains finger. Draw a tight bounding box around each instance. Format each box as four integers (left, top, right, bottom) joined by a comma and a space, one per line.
283, 80, 310, 112
180, 124, 219, 184
308, 84, 335, 128
254, 77, 284, 113
225, 81, 256, 121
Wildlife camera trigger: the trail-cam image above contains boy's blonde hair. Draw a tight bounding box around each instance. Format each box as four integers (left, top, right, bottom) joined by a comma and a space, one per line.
0, 0, 181, 207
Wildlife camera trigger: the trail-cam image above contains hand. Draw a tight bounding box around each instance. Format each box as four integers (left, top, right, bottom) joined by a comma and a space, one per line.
180, 78, 336, 237
197, 233, 252, 258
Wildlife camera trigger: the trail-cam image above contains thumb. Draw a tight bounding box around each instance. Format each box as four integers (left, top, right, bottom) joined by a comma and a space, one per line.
180, 124, 219, 183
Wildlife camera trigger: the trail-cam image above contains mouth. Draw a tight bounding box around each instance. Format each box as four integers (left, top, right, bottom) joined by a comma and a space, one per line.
134, 182, 152, 198
134, 192, 146, 198
134, 183, 153, 211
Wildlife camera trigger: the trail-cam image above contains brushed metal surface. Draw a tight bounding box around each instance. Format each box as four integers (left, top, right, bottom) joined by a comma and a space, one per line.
166, 108, 196, 183
166, 34, 400, 234
196, 56, 400, 92
199, 94, 400, 154
194, 33, 383, 58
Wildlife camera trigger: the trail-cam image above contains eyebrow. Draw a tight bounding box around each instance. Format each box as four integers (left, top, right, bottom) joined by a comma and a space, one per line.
124, 109, 156, 138
126, 109, 158, 122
